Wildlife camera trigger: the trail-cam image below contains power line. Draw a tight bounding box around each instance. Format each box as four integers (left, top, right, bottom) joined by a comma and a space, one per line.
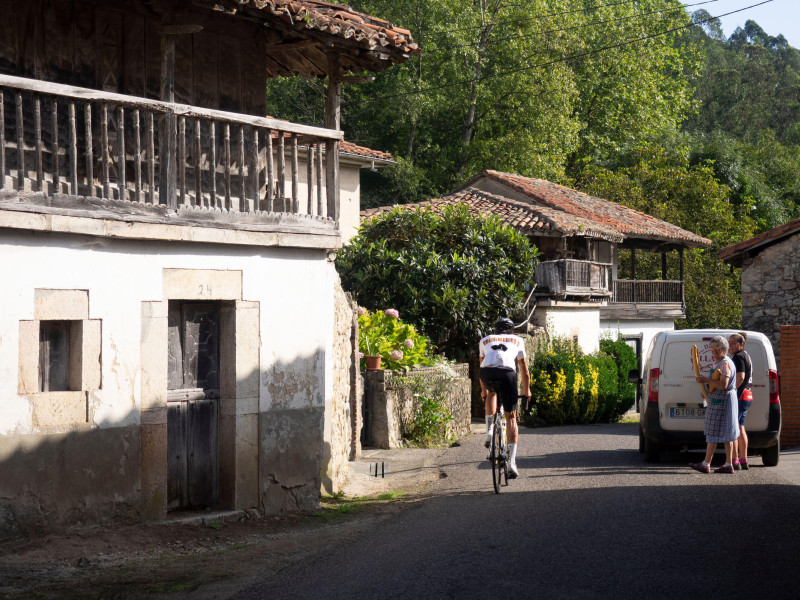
415, 0, 694, 39
371, 0, 775, 101
423, 0, 722, 55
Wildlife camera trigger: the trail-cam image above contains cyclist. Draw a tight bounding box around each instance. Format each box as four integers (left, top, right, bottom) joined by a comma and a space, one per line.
479, 317, 531, 479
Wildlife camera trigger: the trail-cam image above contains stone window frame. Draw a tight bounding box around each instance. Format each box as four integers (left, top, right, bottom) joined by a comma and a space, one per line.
18, 289, 102, 430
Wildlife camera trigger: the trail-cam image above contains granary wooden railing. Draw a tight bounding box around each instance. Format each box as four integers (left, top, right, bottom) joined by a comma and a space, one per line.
0, 74, 342, 220
611, 279, 684, 304
534, 259, 612, 297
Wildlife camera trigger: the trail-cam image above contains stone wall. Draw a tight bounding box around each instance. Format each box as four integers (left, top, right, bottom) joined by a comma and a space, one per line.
365, 364, 471, 449
322, 278, 362, 495
741, 236, 800, 367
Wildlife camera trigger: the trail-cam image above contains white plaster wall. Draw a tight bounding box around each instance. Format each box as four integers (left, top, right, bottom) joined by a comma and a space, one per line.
338, 166, 362, 244
600, 318, 674, 374
535, 305, 601, 354
0, 231, 335, 436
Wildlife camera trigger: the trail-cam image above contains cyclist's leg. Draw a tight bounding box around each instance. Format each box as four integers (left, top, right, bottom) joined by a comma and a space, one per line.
497, 371, 520, 476
479, 369, 498, 448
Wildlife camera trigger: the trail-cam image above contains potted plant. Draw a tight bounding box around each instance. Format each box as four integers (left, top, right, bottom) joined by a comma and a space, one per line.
357, 308, 433, 372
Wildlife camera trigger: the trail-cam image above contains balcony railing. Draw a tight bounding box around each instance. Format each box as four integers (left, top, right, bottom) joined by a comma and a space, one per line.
0, 74, 342, 220
611, 279, 684, 304
534, 259, 612, 297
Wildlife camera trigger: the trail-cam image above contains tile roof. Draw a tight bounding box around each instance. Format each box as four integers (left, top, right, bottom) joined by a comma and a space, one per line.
236, 1, 419, 75
459, 170, 711, 248
718, 216, 800, 267
340, 141, 394, 162
360, 188, 625, 243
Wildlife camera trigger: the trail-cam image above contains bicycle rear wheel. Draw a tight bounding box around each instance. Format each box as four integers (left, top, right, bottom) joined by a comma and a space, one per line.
491, 416, 503, 494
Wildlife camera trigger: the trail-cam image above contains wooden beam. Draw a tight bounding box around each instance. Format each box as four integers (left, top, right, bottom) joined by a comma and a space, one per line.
157, 24, 203, 35
325, 53, 341, 222
159, 34, 177, 207
264, 39, 317, 53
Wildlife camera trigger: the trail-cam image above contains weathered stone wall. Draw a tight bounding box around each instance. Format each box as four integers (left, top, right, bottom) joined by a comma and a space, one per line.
741, 236, 800, 367
0, 426, 141, 538
322, 279, 362, 495
366, 364, 471, 449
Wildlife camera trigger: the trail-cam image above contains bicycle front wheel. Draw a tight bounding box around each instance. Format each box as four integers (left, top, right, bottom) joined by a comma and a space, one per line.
491, 418, 503, 494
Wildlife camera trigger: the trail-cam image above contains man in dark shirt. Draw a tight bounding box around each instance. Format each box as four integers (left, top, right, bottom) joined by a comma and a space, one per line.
729, 332, 753, 470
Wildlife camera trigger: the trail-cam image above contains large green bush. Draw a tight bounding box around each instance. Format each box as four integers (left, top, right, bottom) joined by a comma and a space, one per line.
337, 205, 539, 360
524, 336, 636, 426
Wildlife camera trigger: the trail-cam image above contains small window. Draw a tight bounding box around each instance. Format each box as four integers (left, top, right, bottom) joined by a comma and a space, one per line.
38, 320, 83, 392
39, 321, 71, 391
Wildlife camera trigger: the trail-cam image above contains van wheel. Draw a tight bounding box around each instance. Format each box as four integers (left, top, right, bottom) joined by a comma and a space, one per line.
644, 438, 661, 463
762, 444, 780, 467
639, 428, 645, 453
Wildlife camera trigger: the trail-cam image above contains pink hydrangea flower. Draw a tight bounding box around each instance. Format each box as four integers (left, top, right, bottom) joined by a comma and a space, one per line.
390, 350, 404, 361
357, 306, 367, 316
358, 352, 364, 359
403, 339, 415, 349
384, 308, 399, 319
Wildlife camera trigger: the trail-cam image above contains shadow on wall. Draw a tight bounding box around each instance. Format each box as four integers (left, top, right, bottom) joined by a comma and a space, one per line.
0, 349, 336, 540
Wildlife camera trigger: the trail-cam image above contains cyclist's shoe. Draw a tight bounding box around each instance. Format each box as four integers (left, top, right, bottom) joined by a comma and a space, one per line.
484, 431, 492, 448
486, 448, 492, 460
508, 464, 519, 479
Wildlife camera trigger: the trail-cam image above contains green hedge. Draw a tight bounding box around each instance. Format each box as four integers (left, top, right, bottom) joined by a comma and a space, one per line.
524, 336, 636, 426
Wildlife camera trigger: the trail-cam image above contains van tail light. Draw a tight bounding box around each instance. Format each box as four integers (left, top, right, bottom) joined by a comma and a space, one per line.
647, 368, 660, 403
769, 370, 780, 404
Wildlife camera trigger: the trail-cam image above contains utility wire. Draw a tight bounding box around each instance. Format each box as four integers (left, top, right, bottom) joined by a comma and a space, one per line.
371, 0, 775, 101
423, 0, 723, 55
415, 0, 700, 39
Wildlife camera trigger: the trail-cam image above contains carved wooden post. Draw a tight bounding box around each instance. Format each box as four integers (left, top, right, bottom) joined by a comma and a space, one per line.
316, 142, 323, 216
133, 109, 141, 202
51, 101, 59, 193
291, 134, 298, 213
69, 102, 78, 194
631, 247, 637, 303
307, 144, 314, 214
266, 130, 274, 211
84, 102, 93, 196
34, 95, 42, 192
325, 53, 341, 222
0, 90, 5, 189
117, 106, 126, 202
159, 35, 177, 207
16, 92, 24, 191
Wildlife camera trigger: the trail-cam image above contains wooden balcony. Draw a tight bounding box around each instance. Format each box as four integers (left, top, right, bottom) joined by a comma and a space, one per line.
602, 279, 685, 320
534, 259, 612, 298
0, 75, 343, 244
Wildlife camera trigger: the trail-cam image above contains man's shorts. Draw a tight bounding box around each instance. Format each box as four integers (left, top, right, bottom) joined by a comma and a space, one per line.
738, 389, 753, 426
480, 366, 518, 413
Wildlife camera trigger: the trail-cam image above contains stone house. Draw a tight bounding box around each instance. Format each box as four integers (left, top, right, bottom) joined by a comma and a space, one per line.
362, 170, 711, 367
718, 216, 800, 366
0, 0, 417, 536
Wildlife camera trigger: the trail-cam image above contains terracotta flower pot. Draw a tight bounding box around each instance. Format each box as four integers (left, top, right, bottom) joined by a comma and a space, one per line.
365, 355, 382, 371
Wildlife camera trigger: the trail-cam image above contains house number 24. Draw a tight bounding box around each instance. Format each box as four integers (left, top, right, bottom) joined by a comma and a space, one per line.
198, 284, 213, 296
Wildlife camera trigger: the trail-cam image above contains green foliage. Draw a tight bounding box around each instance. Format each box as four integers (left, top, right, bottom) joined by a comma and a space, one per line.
338, 205, 538, 360
574, 144, 755, 328
267, 0, 700, 205
599, 336, 637, 418
357, 309, 433, 371
395, 365, 459, 447
525, 337, 634, 426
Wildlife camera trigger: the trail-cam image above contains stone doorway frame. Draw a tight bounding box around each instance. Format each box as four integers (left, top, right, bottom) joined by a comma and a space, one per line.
140, 269, 260, 519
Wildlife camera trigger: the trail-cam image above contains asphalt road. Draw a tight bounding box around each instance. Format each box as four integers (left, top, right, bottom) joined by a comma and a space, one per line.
236, 423, 800, 600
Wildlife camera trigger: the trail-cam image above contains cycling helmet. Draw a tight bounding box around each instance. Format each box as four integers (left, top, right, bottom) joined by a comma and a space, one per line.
494, 317, 515, 333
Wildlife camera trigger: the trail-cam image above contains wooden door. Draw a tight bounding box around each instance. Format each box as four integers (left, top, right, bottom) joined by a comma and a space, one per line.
167, 301, 220, 510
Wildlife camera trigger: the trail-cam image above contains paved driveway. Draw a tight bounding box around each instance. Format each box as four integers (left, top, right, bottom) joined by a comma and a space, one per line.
236, 422, 800, 600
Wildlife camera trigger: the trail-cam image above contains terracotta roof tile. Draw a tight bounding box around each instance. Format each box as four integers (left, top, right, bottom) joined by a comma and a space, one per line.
245, 1, 420, 61
457, 170, 710, 248
340, 141, 393, 161
718, 217, 800, 266
360, 188, 625, 243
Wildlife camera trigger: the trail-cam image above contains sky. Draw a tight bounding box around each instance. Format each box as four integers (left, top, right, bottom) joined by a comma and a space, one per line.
683, 0, 800, 47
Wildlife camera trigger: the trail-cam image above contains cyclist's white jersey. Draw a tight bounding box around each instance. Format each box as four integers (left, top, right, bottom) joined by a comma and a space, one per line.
479, 334, 526, 369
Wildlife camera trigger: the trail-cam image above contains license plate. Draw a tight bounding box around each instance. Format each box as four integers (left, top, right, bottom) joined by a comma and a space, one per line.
670, 407, 705, 418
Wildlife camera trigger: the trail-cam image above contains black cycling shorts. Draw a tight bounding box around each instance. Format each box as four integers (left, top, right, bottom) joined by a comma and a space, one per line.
480, 366, 518, 413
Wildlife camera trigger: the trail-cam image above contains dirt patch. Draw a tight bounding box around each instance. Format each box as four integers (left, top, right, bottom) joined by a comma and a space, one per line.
0, 448, 449, 599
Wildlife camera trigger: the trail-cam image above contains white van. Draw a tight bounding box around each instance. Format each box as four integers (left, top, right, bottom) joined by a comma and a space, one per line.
633, 329, 781, 465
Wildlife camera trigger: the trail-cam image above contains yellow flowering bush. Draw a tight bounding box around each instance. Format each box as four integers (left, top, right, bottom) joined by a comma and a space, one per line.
521, 336, 635, 426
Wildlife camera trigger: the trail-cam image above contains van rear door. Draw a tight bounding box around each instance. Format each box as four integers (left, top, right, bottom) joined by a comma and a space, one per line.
659, 338, 711, 432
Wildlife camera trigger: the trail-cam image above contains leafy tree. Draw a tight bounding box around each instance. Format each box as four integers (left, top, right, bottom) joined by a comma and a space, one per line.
575, 144, 756, 328
267, 0, 700, 205
336, 205, 539, 359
